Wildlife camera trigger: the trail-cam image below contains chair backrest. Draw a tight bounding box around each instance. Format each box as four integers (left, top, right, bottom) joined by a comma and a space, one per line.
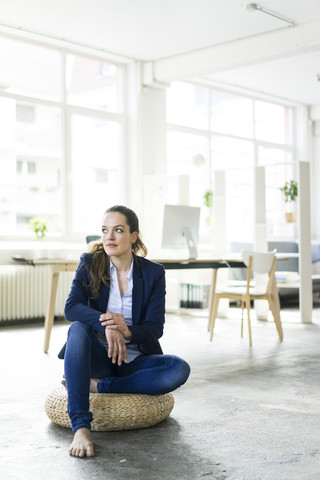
241, 249, 277, 274
268, 241, 298, 272
86, 235, 101, 244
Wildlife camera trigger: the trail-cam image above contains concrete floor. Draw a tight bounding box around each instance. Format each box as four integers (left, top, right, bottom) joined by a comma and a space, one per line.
1, 307, 320, 480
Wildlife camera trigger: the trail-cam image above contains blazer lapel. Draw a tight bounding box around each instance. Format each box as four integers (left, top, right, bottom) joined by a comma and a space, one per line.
132, 258, 143, 325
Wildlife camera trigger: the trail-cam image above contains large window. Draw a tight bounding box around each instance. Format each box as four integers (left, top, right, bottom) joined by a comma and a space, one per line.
0, 36, 61, 101
0, 35, 124, 239
166, 81, 295, 245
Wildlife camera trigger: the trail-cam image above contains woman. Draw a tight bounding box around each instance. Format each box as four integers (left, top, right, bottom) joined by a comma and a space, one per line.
60, 205, 190, 458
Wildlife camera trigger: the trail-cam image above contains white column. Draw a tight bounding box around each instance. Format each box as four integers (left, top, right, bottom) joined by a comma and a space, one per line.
138, 81, 167, 253
254, 166, 268, 252
310, 104, 320, 241
254, 166, 269, 319
126, 61, 167, 219
214, 170, 226, 254
214, 170, 228, 316
178, 175, 190, 205
299, 161, 313, 323
295, 106, 313, 323
125, 62, 141, 215
139, 86, 167, 177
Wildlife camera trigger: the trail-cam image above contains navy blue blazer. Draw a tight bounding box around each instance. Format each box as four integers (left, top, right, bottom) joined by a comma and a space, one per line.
59, 253, 166, 358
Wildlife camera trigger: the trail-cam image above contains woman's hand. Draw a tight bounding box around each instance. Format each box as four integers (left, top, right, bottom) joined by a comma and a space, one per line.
105, 328, 128, 365
99, 311, 132, 340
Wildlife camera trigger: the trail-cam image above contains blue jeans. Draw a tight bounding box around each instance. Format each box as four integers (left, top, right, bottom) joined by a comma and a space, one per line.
64, 321, 191, 432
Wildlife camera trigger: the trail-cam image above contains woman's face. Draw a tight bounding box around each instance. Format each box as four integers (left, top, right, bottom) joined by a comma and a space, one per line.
101, 211, 138, 259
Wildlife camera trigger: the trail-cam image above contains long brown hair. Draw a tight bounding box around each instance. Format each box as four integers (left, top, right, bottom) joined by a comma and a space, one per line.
86, 205, 147, 298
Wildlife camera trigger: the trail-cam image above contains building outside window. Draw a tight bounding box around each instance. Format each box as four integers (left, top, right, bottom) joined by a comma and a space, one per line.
166, 81, 295, 246
0, 34, 124, 240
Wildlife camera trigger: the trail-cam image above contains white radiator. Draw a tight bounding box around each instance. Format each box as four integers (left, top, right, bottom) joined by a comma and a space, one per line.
0, 265, 75, 322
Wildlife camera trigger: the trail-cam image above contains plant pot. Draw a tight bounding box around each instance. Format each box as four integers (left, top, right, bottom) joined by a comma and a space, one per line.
206, 216, 213, 227
285, 212, 297, 223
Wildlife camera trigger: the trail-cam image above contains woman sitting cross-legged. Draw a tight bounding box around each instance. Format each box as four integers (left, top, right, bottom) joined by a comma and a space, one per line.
59, 205, 191, 458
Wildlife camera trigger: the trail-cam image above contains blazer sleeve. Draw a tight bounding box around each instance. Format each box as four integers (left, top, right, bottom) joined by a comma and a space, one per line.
64, 254, 105, 334
129, 260, 165, 352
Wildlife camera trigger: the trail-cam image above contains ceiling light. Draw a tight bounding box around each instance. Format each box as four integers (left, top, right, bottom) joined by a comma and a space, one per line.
247, 3, 296, 27
191, 154, 206, 168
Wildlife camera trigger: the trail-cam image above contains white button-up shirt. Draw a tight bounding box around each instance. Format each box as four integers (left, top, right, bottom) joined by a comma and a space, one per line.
97, 258, 141, 363
108, 259, 133, 326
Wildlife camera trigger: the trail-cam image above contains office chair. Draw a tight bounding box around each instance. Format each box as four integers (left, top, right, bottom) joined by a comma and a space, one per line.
86, 235, 101, 244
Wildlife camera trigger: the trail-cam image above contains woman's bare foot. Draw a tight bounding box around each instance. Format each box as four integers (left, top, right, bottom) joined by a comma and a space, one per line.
90, 378, 98, 393
69, 428, 94, 457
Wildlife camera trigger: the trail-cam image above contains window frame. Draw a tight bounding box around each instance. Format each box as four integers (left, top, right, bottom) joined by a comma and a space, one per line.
0, 34, 126, 242
166, 81, 297, 243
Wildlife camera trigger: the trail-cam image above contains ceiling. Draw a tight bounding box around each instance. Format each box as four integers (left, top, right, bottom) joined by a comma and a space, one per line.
1, 0, 320, 105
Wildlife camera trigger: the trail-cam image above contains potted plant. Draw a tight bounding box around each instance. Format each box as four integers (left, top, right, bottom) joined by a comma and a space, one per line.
279, 180, 298, 223
29, 217, 48, 240
203, 189, 213, 226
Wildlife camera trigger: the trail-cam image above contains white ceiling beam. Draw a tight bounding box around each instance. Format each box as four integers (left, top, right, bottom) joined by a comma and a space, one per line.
150, 20, 320, 83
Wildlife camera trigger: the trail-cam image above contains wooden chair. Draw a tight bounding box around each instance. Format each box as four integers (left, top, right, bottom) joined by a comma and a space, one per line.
209, 250, 283, 345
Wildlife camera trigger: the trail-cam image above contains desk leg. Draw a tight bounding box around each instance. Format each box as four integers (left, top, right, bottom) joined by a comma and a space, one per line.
208, 269, 218, 331
270, 275, 283, 342
43, 269, 60, 353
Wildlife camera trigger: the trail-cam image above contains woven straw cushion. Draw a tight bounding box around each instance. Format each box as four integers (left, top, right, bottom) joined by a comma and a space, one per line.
45, 385, 174, 431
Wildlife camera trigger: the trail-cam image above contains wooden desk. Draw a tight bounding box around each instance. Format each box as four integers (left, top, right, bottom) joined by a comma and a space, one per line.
12, 258, 79, 352
39, 257, 244, 353
156, 258, 246, 334
155, 258, 244, 270
13, 258, 79, 352
14, 255, 283, 352
39, 260, 79, 353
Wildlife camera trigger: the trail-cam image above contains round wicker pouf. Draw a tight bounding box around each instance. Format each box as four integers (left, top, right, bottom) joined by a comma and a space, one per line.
45, 385, 174, 431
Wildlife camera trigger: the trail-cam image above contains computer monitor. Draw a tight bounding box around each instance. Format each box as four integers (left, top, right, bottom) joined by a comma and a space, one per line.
161, 204, 201, 259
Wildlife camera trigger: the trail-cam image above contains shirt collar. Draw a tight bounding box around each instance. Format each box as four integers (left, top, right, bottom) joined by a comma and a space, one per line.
109, 258, 134, 281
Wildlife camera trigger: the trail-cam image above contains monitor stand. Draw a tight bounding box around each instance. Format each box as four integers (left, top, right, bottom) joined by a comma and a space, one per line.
182, 227, 198, 259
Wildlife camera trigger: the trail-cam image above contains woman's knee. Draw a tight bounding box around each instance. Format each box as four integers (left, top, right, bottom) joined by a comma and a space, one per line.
169, 355, 191, 384
67, 321, 93, 343
144, 354, 190, 383
68, 321, 90, 333
156, 355, 190, 393
65, 322, 96, 362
